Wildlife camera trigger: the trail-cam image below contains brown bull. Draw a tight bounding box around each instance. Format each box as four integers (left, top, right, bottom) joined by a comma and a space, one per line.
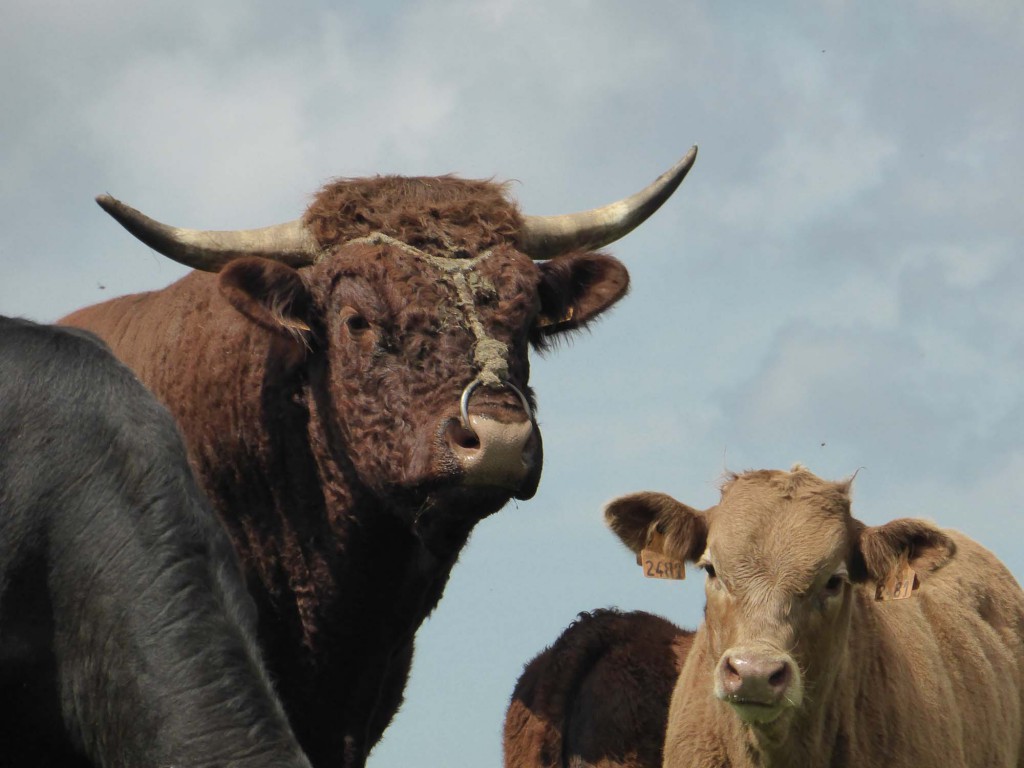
61, 148, 696, 768
606, 465, 1024, 768
504, 609, 692, 768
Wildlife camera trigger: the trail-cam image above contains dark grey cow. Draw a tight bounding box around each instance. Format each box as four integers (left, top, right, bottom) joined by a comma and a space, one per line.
0, 317, 310, 768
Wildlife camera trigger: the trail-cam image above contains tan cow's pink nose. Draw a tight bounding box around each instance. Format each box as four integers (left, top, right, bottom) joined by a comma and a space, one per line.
445, 414, 535, 489
719, 652, 793, 706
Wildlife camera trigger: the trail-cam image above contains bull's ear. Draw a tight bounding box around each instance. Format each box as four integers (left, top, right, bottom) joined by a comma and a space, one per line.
604, 492, 707, 563
853, 518, 956, 585
218, 258, 316, 345
533, 253, 629, 343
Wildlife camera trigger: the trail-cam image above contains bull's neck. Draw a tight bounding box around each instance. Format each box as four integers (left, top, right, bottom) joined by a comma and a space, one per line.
171, 315, 471, 647
229, 354, 463, 649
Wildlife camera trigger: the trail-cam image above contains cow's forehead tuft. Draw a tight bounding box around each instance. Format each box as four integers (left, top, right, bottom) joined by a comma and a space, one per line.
303, 175, 523, 254
720, 467, 850, 509
709, 468, 854, 588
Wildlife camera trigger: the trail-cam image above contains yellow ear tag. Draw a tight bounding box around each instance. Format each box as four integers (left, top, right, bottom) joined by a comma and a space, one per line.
875, 550, 918, 601
636, 530, 685, 580
536, 306, 575, 329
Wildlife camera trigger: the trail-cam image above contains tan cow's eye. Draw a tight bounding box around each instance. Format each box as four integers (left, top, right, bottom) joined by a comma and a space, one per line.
822, 574, 844, 598
699, 561, 717, 579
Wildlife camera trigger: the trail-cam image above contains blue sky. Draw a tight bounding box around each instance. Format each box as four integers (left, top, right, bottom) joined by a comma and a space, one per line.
4, 2, 1023, 765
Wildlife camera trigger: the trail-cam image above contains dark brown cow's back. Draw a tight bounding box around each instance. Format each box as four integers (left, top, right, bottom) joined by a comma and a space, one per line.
505, 610, 692, 768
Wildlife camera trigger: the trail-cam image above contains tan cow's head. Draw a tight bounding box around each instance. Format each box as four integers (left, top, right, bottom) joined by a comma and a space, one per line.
605, 465, 956, 737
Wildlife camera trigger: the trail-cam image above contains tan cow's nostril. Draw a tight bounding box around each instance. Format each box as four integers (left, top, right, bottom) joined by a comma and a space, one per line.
768, 662, 791, 693
721, 657, 742, 694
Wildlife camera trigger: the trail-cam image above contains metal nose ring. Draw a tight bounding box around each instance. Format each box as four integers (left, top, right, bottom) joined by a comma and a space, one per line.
460, 379, 533, 428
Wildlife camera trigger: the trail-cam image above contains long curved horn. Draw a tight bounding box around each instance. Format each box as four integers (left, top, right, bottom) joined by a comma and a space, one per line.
95, 195, 322, 272
518, 146, 697, 260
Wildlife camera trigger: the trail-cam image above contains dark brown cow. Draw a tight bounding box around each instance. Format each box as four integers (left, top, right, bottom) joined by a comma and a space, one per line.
606, 465, 1024, 768
504, 609, 692, 768
61, 148, 696, 768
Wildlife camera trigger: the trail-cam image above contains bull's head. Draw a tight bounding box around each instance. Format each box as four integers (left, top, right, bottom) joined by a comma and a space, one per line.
96, 149, 696, 534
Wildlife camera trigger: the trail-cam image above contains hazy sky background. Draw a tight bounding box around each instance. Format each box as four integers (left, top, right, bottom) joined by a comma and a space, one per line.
4, 1, 1022, 765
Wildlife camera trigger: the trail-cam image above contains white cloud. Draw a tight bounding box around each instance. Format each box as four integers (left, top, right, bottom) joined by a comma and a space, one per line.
715, 89, 897, 239
82, 52, 312, 217
859, 448, 1024, 575
912, 0, 1024, 35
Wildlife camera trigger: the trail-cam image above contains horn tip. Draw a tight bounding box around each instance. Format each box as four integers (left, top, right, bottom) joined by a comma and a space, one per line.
95, 193, 120, 212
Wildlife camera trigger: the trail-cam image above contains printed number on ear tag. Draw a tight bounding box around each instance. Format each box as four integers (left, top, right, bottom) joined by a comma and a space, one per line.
640, 549, 685, 580
875, 553, 918, 601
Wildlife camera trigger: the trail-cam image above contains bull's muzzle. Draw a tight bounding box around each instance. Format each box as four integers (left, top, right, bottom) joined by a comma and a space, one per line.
445, 380, 539, 494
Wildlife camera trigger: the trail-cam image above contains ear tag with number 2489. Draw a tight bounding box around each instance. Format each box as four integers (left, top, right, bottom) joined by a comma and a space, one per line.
637, 530, 685, 580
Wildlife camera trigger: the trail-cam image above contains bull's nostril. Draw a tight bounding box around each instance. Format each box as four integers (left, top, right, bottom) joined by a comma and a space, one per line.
446, 420, 480, 451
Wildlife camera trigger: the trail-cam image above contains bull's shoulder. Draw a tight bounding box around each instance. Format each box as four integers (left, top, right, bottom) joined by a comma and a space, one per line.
59, 271, 270, 427
59, 271, 227, 351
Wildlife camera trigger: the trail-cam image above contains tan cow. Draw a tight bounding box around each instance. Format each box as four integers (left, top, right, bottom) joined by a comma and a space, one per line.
605, 465, 1024, 768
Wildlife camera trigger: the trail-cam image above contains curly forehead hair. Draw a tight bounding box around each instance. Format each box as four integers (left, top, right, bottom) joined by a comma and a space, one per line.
719, 465, 852, 515
302, 175, 524, 254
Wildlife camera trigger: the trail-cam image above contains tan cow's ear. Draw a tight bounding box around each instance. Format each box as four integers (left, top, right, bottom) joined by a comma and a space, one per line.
855, 518, 956, 587
604, 492, 707, 562
219, 258, 316, 347
533, 253, 629, 342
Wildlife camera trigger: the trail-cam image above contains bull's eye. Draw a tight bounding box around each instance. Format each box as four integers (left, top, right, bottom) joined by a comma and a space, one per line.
341, 308, 371, 335
699, 562, 717, 580
347, 315, 369, 331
